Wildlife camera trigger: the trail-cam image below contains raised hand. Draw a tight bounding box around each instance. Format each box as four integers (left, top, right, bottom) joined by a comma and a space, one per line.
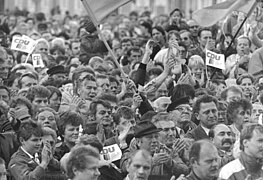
132, 93, 143, 109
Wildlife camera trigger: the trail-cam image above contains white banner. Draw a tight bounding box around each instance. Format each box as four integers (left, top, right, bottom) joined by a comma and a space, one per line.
205, 49, 225, 70
11, 36, 37, 54
100, 144, 122, 162
32, 54, 45, 68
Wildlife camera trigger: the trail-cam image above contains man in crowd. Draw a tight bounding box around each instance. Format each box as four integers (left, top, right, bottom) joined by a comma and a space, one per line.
185, 95, 218, 140
8, 121, 54, 180
219, 124, 263, 180
184, 140, 219, 180
209, 123, 235, 168
121, 120, 189, 179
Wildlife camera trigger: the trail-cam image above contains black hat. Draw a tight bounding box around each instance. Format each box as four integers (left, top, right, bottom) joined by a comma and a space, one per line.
134, 120, 161, 138
47, 65, 65, 76
167, 96, 190, 112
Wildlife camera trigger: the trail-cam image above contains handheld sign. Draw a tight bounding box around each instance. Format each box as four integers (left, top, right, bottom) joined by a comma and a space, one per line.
32, 54, 45, 68
205, 50, 225, 70
11, 36, 37, 54
100, 144, 122, 162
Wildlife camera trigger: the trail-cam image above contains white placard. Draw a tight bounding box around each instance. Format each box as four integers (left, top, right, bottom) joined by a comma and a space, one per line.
100, 144, 122, 162
205, 49, 225, 70
32, 54, 45, 68
11, 36, 37, 54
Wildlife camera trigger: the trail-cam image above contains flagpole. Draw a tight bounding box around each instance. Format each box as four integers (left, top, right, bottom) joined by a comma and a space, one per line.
225, 1, 258, 56
81, 0, 126, 77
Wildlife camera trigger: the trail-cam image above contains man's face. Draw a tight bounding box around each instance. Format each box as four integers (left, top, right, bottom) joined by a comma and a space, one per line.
32, 96, 48, 111
199, 30, 212, 48
240, 78, 253, 97
180, 31, 191, 46
127, 152, 151, 180
78, 80, 97, 100
52, 73, 66, 85
171, 104, 192, 124
226, 90, 242, 103
138, 133, 160, 155
0, 61, 9, 80
196, 102, 218, 129
20, 76, 38, 89
110, 81, 119, 94
95, 104, 112, 125
42, 32, 52, 42
117, 117, 136, 133
233, 107, 251, 128
97, 78, 110, 95
212, 124, 233, 152
0, 164, 7, 180
64, 124, 79, 144
218, 110, 227, 124
74, 156, 100, 180
121, 41, 132, 52
188, 23, 199, 37
155, 83, 168, 100
193, 144, 219, 179
251, 103, 263, 123
158, 120, 178, 147
244, 129, 263, 159
129, 50, 142, 63
152, 29, 164, 44
49, 93, 61, 112
71, 42, 80, 56
21, 134, 42, 155
37, 110, 57, 130
236, 38, 250, 55
0, 89, 9, 104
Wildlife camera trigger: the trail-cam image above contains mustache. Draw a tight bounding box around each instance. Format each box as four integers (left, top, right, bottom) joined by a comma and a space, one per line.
222, 138, 233, 145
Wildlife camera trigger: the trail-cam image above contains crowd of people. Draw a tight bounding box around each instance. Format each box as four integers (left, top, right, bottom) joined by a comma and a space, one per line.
0, 2, 263, 180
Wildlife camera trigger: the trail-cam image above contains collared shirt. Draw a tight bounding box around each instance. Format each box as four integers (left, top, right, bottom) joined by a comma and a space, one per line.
200, 125, 210, 136
20, 147, 40, 164
229, 124, 241, 158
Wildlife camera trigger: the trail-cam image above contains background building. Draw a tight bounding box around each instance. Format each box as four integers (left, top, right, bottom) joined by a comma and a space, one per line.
1, 0, 227, 19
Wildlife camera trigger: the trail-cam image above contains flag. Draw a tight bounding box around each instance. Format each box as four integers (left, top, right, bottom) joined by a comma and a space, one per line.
84, 0, 132, 23
193, 0, 256, 27
205, 50, 225, 70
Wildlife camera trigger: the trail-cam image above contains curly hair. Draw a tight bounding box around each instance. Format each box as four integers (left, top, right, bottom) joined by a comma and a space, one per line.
226, 98, 252, 124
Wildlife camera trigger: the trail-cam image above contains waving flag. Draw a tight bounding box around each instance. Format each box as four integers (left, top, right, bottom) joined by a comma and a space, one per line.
193, 0, 256, 27
82, 0, 131, 24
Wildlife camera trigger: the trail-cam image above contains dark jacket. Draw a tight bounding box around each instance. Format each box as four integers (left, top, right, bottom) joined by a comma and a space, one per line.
186, 171, 218, 180
185, 125, 209, 141
9, 147, 62, 180
0, 132, 19, 166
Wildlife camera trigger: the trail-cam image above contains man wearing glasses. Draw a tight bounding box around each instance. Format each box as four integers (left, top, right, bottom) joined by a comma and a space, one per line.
167, 96, 197, 134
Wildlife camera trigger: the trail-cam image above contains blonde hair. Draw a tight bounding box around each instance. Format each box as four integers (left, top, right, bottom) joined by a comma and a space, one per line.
188, 55, 205, 69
